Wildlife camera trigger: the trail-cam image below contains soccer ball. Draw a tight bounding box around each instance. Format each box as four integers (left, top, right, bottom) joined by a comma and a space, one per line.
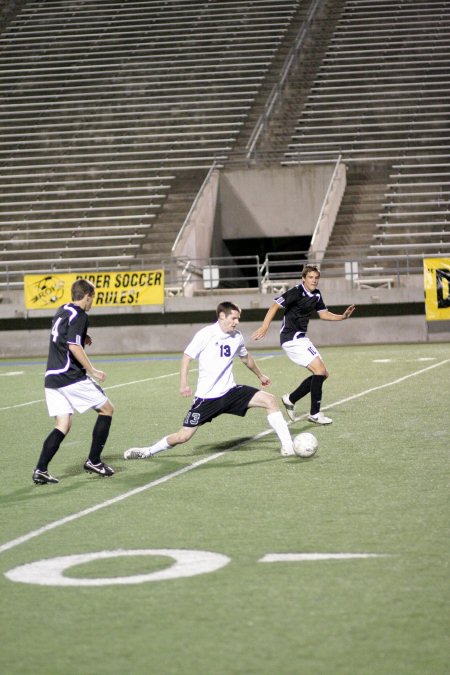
293, 432, 318, 458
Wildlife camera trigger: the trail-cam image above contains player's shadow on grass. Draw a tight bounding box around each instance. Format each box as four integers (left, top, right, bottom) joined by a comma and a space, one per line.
195, 434, 319, 463
191, 436, 274, 454
114, 438, 282, 481
188, 437, 285, 466
2, 459, 129, 504
0, 479, 85, 505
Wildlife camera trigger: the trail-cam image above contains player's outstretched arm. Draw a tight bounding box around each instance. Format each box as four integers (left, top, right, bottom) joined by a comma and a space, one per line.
343, 304, 356, 319
251, 302, 280, 341
179, 353, 193, 396
240, 353, 271, 387
318, 304, 356, 321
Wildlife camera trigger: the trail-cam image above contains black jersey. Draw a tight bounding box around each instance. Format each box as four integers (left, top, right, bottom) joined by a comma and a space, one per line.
44, 303, 89, 388
275, 283, 327, 344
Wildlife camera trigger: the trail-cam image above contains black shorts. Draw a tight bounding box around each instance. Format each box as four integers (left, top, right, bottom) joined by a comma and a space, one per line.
183, 385, 259, 427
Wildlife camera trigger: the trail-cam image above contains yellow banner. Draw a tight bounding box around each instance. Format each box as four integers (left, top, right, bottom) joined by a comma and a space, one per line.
24, 270, 164, 310
423, 258, 450, 321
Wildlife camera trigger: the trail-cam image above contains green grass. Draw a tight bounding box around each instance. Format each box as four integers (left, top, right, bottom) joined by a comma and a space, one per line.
0, 344, 449, 675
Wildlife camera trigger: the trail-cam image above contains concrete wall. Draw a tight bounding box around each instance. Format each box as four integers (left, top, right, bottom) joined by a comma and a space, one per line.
1, 280, 448, 358
2, 315, 445, 360
171, 169, 220, 260
218, 164, 336, 239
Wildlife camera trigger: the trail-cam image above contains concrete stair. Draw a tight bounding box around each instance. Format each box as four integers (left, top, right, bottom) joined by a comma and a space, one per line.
139, 170, 207, 259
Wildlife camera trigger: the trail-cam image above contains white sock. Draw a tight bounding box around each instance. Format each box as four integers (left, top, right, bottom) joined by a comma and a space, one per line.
149, 436, 172, 456
267, 411, 293, 450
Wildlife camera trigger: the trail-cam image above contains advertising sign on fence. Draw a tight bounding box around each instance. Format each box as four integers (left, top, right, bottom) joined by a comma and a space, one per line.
423, 258, 450, 321
24, 270, 164, 310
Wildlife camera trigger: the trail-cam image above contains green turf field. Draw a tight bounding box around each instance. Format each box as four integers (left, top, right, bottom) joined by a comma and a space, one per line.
0, 343, 448, 675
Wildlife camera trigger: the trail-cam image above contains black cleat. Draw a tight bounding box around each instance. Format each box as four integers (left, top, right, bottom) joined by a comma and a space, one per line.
84, 459, 114, 477
32, 468, 59, 485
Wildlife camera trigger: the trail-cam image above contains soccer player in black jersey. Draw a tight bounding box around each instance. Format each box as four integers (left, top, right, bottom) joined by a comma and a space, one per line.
32, 279, 115, 484
252, 265, 355, 425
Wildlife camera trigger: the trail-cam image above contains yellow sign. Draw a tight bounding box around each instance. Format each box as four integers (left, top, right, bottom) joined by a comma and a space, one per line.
24, 270, 164, 310
423, 258, 450, 321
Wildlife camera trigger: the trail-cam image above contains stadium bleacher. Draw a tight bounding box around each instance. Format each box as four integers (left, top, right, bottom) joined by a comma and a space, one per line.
0, 0, 448, 292
277, 0, 450, 278
0, 0, 301, 287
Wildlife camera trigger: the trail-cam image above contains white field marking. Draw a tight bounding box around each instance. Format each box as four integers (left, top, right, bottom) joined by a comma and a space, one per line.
318, 358, 449, 417
6, 550, 388, 587
100, 356, 273, 392
260, 553, 391, 563
105, 369, 183, 391
0, 451, 234, 555
374, 357, 438, 364
0, 399, 45, 411
0, 369, 183, 411
0, 357, 448, 557
0, 371, 24, 377
5, 549, 231, 586
0, 354, 274, 411
0, 429, 273, 557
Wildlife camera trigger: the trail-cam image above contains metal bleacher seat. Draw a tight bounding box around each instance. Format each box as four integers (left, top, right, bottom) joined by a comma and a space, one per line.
284, 0, 450, 163
370, 159, 450, 259
281, 0, 450, 276
0, 0, 301, 288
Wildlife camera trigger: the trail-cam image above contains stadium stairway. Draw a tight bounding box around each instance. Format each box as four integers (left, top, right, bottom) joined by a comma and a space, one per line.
1, 0, 449, 293
284, 0, 450, 277
139, 170, 206, 258
232, 0, 345, 162
239, 0, 450, 280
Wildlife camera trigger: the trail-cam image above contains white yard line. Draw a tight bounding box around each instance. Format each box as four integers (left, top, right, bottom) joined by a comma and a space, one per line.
0, 454, 224, 555
320, 358, 449, 413
0, 356, 274, 411
0, 370, 181, 411
0, 358, 448, 556
0, 399, 45, 411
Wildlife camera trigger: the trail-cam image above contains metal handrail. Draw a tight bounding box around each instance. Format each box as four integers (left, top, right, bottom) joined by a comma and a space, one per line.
246, 0, 324, 160
164, 255, 261, 292
309, 154, 342, 250
171, 160, 219, 254
0, 249, 436, 293
259, 249, 428, 286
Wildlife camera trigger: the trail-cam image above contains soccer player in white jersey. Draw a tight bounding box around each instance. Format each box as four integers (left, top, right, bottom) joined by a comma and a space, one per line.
32, 279, 115, 484
124, 301, 295, 459
252, 265, 355, 425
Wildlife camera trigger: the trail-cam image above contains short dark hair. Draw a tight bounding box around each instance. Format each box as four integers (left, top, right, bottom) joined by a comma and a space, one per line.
301, 264, 321, 278
216, 301, 241, 318
71, 279, 95, 301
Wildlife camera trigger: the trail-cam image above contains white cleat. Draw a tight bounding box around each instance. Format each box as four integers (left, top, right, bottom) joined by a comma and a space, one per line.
280, 445, 296, 457
308, 412, 332, 425
282, 394, 296, 422
123, 447, 152, 460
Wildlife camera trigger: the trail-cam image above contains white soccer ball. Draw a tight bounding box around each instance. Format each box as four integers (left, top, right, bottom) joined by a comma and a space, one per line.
293, 432, 318, 458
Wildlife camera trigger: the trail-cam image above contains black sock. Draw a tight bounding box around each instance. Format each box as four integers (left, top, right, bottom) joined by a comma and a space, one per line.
310, 375, 326, 415
290, 376, 313, 404
36, 428, 65, 471
88, 415, 112, 464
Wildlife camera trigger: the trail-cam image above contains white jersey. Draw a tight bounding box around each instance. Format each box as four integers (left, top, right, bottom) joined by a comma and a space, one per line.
184, 321, 248, 399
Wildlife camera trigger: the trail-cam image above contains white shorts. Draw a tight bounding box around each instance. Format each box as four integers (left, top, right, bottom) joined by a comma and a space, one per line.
282, 336, 321, 368
45, 378, 108, 417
